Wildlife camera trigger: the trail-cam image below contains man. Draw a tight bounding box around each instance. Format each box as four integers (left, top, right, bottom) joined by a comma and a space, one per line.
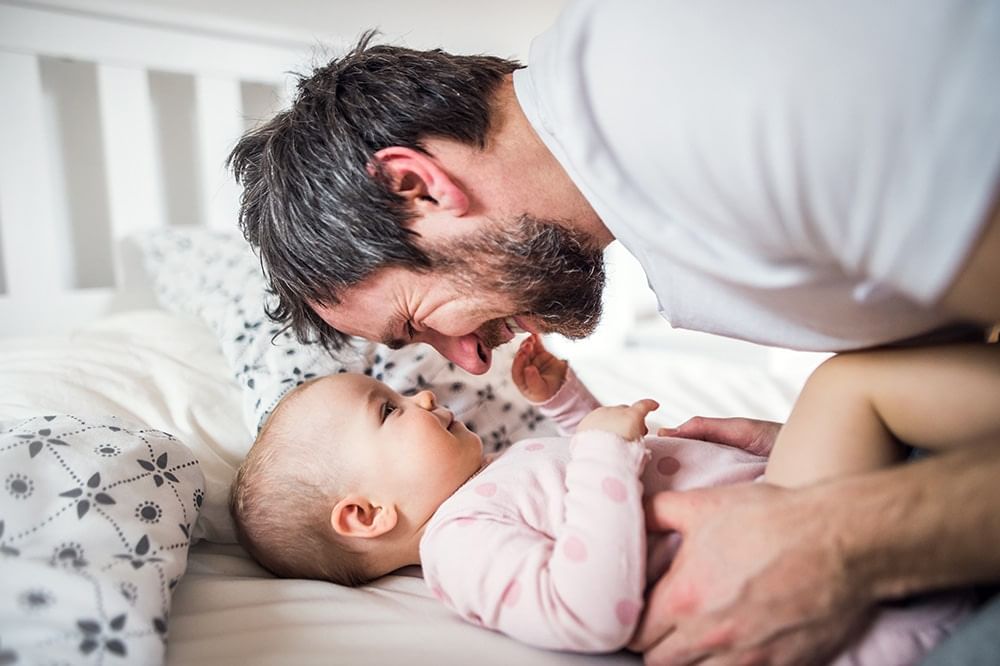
229, 1, 1000, 663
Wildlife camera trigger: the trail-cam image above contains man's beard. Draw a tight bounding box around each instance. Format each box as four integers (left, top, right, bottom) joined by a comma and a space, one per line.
429, 216, 606, 348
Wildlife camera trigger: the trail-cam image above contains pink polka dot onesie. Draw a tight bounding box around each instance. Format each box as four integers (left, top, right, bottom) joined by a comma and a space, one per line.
419, 368, 968, 661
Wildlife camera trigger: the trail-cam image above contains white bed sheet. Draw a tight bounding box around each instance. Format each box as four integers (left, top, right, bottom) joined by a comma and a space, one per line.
1, 309, 819, 665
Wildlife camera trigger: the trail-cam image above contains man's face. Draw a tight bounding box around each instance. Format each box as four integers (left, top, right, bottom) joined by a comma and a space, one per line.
313, 219, 606, 374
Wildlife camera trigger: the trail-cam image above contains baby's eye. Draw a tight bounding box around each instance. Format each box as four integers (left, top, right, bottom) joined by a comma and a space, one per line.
381, 401, 398, 422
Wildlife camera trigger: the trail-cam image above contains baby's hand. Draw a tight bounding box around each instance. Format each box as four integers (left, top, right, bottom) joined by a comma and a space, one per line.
511, 334, 568, 403
578, 399, 659, 442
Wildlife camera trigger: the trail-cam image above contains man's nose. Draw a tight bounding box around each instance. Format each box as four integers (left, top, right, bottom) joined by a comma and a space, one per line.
424, 331, 491, 375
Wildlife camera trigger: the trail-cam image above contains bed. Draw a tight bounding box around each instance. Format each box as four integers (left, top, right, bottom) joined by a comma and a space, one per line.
0, 3, 825, 664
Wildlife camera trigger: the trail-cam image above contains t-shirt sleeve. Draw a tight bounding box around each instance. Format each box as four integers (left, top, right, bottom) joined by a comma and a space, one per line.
420, 431, 648, 652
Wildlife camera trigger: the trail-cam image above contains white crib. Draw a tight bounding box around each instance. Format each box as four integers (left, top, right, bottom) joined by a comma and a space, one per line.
0, 0, 312, 336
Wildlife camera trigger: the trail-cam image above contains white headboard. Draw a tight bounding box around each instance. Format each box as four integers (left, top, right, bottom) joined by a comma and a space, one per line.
0, 1, 312, 336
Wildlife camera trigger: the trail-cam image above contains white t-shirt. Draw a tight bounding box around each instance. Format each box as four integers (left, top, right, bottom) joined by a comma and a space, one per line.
513, 0, 1000, 351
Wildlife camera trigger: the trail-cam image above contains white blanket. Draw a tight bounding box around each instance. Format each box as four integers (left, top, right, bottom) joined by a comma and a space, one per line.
0, 310, 820, 665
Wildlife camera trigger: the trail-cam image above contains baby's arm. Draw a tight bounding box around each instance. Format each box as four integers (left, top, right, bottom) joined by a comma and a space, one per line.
766, 343, 1000, 487
512, 335, 602, 435
421, 403, 656, 652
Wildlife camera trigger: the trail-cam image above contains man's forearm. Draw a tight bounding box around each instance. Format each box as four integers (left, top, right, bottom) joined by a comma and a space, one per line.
818, 443, 1000, 601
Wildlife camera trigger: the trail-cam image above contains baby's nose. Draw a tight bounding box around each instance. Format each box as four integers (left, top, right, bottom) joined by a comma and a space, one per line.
415, 390, 437, 410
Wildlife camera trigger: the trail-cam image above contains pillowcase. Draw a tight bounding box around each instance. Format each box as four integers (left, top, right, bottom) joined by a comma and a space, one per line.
0, 310, 246, 544
0, 414, 204, 665
135, 228, 556, 447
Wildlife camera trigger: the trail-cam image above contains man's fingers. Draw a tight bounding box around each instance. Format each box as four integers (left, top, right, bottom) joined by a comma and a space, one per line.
645, 635, 719, 666
671, 417, 725, 441
629, 572, 671, 652
642, 489, 705, 533
671, 417, 781, 456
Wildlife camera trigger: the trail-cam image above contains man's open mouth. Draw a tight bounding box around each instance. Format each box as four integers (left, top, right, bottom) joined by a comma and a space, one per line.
474, 316, 536, 364
504, 317, 529, 337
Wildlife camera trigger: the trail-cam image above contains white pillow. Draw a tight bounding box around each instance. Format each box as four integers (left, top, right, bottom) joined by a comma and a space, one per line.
135, 228, 556, 447
0, 414, 204, 665
0, 311, 246, 544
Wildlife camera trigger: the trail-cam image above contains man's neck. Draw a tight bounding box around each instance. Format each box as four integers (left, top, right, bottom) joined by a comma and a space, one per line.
487, 75, 614, 250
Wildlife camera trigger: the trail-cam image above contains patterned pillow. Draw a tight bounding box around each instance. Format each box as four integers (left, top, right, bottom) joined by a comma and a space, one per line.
135, 228, 555, 452
0, 414, 204, 665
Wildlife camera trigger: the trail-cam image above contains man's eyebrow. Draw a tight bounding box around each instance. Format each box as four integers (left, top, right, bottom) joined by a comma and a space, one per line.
379, 317, 408, 350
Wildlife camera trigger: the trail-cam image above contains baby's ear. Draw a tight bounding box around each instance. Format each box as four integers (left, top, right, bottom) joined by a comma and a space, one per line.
330, 495, 398, 539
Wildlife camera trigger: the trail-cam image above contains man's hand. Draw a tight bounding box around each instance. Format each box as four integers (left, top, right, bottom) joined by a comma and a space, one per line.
579, 399, 659, 442
658, 417, 782, 457
631, 483, 874, 665
512, 334, 569, 402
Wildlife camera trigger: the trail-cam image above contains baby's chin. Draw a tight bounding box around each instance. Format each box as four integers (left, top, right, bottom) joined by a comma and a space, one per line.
465, 428, 485, 452
460, 427, 485, 458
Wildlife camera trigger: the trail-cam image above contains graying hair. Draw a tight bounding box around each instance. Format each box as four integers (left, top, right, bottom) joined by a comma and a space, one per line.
229, 30, 521, 351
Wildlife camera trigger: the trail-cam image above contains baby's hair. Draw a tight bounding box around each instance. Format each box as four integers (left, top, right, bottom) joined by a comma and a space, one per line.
229, 378, 377, 586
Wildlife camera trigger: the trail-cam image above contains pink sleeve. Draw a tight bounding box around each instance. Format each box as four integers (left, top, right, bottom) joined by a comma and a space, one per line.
534, 366, 602, 436
421, 432, 648, 652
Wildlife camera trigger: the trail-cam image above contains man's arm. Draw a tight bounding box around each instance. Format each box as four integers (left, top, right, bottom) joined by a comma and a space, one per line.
631, 444, 1000, 665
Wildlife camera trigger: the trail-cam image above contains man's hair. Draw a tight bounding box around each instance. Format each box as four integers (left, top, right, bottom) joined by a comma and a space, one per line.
229, 30, 521, 350
229, 384, 374, 586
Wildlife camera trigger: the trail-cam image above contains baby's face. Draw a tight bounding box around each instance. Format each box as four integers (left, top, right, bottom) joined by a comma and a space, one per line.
299, 373, 485, 525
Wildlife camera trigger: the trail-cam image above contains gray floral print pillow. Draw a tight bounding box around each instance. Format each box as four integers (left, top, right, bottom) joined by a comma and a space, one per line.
0, 415, 204, 665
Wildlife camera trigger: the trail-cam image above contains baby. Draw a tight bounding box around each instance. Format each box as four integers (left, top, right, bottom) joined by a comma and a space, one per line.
231, 336, 994, 660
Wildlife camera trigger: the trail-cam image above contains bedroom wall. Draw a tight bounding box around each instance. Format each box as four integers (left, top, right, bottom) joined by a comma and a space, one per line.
20, 0, 565, 59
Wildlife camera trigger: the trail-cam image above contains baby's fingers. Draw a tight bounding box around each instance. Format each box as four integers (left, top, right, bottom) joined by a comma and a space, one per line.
511, 344, 529, 388
524, 365, 546, 395
630, 399, 659, 416
628, 399, 658, 437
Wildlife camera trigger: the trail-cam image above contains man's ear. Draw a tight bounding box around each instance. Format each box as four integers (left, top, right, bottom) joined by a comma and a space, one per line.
371, 146, 469, 217
330, 494, 399, 539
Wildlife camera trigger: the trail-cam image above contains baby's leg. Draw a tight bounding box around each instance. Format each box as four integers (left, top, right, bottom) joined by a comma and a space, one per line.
765, 343, 1000, 487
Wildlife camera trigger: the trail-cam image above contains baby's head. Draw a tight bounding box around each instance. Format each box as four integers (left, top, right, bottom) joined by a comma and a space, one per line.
230, 372, 484, 585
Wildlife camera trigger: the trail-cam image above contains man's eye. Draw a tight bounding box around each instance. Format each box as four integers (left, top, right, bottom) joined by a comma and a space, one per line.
381, 401, 398, 422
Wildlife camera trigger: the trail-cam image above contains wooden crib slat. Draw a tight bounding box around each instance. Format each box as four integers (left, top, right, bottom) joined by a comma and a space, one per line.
0, 52, 67, 298
96, 63, 166, 252
195, 75, 244, 233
